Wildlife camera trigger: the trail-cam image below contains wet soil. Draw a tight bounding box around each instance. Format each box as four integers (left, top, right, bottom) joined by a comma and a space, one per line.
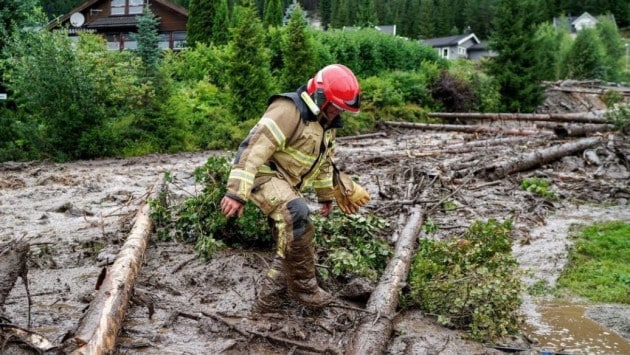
1, 125, 629, 354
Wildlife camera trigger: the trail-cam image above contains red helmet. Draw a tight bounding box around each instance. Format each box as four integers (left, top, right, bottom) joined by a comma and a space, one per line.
306, 64, 361, 113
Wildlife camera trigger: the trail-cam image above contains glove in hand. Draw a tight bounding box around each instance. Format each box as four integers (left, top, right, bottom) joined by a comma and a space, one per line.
333, 171, 371, 214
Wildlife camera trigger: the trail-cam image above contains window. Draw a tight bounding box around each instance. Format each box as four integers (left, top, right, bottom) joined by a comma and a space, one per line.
441, 48, 449, 58
111, 0, 125, 15
129, 0, 144, 14
111, 0, 144, 16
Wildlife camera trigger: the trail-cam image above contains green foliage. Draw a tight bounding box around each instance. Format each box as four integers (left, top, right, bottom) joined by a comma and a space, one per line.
407, 219, 524, 342
132, 5, 161, 74
161, 156, 271, 259
314, 29, 444, 78
280, 4, 318, 91
520, 177, 556, 200
601, 90, 623, 107
313, 211, 392, 281
563, 28, 607, 80
226, 1, 276, 122
486, 0, 546, 112
186, 0, 215, 47
4, 30, 111, 160
557, 221, 630, 304
596, 16, 625, 82
605, 103, 630, 134
263, 0, 283, 28
212, 0, 230, 45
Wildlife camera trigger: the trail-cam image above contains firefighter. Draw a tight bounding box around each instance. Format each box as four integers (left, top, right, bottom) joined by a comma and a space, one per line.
220, 64, 371, 312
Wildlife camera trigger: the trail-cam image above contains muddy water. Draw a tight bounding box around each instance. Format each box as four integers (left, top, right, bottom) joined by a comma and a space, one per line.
514, 204, 630, 354
523, 301, 630, 354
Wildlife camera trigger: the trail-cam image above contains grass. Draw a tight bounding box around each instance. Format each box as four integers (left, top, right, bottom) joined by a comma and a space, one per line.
556, 221, 630, 304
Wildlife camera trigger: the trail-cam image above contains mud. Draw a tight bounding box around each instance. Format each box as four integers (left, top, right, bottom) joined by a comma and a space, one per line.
0, 126, 629, 354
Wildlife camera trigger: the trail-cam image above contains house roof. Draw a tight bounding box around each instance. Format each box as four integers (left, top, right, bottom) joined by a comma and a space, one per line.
48, 0, 187, 29
422, 33, 480, 47
467, 41, 489, 52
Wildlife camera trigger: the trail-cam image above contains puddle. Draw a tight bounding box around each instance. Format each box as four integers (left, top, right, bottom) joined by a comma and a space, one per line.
522, 300, 630, 354
515, 204, 630, 355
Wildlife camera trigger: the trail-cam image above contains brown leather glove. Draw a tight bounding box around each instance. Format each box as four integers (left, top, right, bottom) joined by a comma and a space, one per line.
333, 170, 371, 215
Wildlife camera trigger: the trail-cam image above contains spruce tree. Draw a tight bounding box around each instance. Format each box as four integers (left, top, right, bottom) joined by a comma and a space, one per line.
564, 28, 606, 80
187, 0, 215, 47
319, 0, 332, 30
226, 0, 275, 122
487, 0, 546, 112
356, 0, 378, 28
212, 0, 230, 45
596, 16, 624, 82
280, 4, 317, 91
264, 0, 284, 28
133, 5, 161, 75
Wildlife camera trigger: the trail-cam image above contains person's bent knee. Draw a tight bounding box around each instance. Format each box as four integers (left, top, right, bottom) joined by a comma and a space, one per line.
287, 198, 311, 240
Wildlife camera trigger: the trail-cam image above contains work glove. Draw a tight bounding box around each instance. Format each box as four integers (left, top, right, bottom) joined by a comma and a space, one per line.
332, 170, 371, 215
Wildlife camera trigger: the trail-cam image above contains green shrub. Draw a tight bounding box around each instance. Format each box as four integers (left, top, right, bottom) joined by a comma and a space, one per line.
406, 219, 523, 342
313, 211, 392, 281
520, 177, 556, 199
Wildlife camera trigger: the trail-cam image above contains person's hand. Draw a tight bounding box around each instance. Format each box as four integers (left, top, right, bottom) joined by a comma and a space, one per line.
319, 201, 333, 217
221, 196, 244, 218
333, 172, 371, 215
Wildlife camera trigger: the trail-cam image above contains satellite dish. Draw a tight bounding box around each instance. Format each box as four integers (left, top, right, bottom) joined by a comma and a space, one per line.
70, 12, 85, 27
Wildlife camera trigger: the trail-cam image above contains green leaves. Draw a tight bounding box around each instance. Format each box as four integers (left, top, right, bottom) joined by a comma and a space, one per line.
407, 218, 523, 341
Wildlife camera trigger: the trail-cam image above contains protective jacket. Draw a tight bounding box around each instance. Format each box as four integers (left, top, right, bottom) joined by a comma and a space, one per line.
225, 86, 342, 206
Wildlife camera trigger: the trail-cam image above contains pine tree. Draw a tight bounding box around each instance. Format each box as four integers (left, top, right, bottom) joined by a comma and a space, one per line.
187, 0, 215, 47
564, 28, 607, 80
264, 0, 283, 28
319, 0, 332, 30
280, 4, 317, 91
226, 0, 275, 121
356, 0, 377, 27
212, 0, 230, 45
487, 0, 546, 112
595, 16, 624, 82
133, 5, 161, 75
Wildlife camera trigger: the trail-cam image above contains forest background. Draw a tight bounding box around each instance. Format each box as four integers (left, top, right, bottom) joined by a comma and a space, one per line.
0, 0, 629, 162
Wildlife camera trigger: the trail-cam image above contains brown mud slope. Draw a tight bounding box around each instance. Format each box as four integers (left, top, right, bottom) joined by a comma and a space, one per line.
1, 82, 630, 354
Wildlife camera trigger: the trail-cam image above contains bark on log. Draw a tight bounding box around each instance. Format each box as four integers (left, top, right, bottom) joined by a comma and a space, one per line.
69, 175, 166, 355
478, 136, 604, 180
0, 240, 29, 307
427, 111, 608, 124
346, 207, 425, 355
337, 131, 388, 141
382, 121, 542, 135
534, 122, 616, 137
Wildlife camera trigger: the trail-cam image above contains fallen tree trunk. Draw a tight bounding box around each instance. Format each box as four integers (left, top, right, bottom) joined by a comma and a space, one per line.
478, 136, 604, 180
535, 122, 617, 137
382, 121, 542, 135
68, 175, 166, 355
346, 207, 425, 355
427, 111, 608, 124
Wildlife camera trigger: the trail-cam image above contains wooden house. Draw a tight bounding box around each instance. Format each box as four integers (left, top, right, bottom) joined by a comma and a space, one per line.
422, 33, 483, 60
47, 0, 188, 51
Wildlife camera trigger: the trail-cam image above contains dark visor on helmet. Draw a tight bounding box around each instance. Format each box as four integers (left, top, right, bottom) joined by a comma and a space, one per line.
345, 94, 361, 110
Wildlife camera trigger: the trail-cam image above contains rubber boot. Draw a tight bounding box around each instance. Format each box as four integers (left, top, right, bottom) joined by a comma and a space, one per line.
285, 224, 332, 308
254, 254, 287, 313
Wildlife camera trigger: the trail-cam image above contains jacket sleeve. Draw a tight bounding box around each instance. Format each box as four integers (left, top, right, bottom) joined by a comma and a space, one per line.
225, 99, 299, 203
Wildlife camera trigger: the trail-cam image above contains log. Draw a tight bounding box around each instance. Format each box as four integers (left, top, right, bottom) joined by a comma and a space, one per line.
0, 240, 29, 308
478, 136, 604, 180
427, 111, 608, 124
382, 121, 541, 135
346, 207, 425, 355
337, 131, 388, 141
534, 122, 617, 137
69, 175, 166, 355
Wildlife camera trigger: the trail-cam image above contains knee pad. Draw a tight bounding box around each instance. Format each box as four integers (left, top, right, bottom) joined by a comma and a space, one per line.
287, 198, 311, 240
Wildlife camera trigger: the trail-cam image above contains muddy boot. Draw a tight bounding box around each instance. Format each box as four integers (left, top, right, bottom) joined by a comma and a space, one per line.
254, 254, 287, 313
285, 224, 332, 308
